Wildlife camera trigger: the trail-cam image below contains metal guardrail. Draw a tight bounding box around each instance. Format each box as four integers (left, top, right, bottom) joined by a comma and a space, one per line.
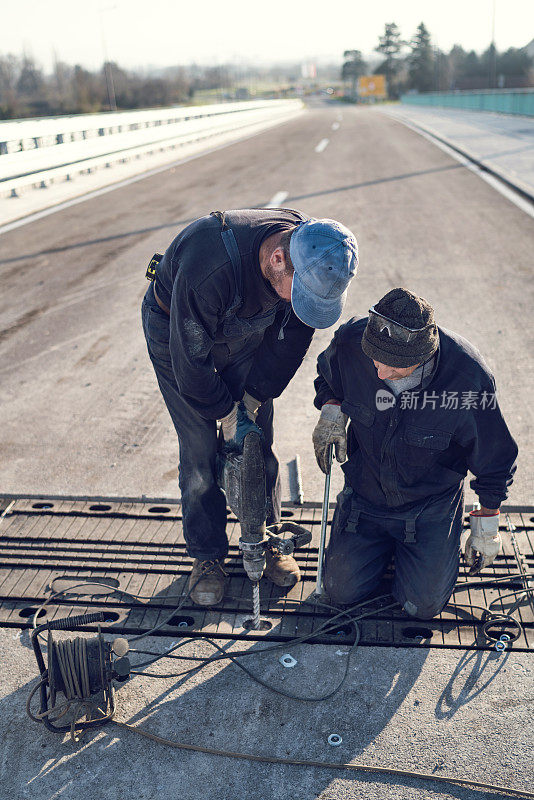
0, 101, 298, 154
0, 100, 303, 198
401, 89, 534, 117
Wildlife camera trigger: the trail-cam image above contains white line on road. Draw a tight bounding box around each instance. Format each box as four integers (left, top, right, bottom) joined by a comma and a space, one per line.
389, 113, 534, 220
332, 122, 340, 131
315, 138, 330, 153
265, 191, 289, 208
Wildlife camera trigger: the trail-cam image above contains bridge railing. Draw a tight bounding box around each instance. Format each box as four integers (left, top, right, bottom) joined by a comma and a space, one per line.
0, 100, 303, 198
400, 89, 534, 117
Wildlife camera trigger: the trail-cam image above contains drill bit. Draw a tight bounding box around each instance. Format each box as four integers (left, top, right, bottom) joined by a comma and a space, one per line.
251, 581, 261, 630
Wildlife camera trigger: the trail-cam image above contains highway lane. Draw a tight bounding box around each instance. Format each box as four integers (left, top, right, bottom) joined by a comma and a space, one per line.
0, 101, 532, 504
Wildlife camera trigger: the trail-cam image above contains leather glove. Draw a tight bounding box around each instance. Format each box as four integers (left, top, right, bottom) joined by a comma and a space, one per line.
312, 402, 348, 474
464, 511, 501, 573
219, 400, 262, 452
242, 391, 261, 422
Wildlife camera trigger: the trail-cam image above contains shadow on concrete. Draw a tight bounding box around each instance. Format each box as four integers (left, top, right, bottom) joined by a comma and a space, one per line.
0, 217, 196, 266
435, 648, 509, 720
0, 162, 462, 267
283, 163, 462, 207
9, 575, 513, 800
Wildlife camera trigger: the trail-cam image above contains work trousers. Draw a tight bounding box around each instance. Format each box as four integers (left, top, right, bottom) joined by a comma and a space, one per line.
141, 282, 281, 561
324, 483, 464, 619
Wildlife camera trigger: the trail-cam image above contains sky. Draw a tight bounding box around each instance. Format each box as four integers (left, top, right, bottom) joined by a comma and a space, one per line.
1, 0, 533, 71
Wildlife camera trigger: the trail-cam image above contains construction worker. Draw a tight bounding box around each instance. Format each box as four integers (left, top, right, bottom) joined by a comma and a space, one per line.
313, 288, 518, 618
142, 209, 358, 606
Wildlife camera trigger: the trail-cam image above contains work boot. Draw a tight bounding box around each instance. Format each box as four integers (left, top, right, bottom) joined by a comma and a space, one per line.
188, 559, 227, 607
264, 547, 301, 588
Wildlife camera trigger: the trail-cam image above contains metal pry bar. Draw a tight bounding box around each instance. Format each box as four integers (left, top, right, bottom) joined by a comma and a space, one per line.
315, 443, 333, 597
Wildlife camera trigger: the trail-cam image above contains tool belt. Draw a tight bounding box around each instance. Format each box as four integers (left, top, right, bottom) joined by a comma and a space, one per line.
153, 284, 170, 315
145, 253, 170, 315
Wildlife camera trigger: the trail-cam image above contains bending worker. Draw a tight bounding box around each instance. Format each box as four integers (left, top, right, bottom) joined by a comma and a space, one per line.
313, 288, 518, 618
142, 208, 358, 606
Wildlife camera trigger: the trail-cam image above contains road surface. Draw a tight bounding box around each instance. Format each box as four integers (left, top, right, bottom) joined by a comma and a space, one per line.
1, 99, 533, 800
1, 101, 532, 505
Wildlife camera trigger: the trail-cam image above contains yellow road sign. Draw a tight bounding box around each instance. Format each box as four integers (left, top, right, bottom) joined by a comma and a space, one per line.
357, 75, 387, 98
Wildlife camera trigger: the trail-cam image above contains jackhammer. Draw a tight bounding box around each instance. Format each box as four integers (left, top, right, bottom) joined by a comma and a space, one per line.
26, 434, 311, 736
219, 430, 312, 630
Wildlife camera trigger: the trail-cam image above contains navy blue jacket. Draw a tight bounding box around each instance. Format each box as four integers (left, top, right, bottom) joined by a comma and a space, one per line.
154, 209, 314, 419
314, 318, 518, 511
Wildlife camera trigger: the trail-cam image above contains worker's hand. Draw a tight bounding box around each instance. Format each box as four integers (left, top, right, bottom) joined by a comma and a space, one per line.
312, 401, 348, 474
464, 510, 501, 573
219, 401, 262, 452
242, 391, 261, 422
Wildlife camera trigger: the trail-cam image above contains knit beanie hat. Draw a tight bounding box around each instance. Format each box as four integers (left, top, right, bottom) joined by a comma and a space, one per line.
361, 288, 439, 368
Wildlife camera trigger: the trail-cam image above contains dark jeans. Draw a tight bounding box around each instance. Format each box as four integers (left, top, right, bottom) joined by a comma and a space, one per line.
141, 282, 281, 561
324, 483, 464, 619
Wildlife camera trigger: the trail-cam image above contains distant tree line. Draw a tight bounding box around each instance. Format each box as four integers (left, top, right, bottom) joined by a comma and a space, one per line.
0, 57, 299, 119
342, 22, 533, 100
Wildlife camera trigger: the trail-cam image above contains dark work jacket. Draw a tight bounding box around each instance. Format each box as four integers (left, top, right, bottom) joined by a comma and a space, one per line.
314, 317, 518, 511
154, 208, 314, 420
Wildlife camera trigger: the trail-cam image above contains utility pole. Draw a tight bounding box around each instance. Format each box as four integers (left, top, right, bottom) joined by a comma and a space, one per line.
489, 0, 497, 89
99, 5, 117, 112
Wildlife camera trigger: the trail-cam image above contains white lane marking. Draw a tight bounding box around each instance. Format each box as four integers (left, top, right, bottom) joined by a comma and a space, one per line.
332, 122, 340, 131
265, 191, 288, 208
387, 113, 534, 220
315, 138, 329, 153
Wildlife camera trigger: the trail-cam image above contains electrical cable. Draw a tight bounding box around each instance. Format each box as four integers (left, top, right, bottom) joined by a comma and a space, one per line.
26, 635, 115, 742
25, 569, 534, 794
30, 576, 198, 644
27, 573, 534, 708
30, 571, 534, 669
129, 599, 399, 702
450, 573, 534, 643
129, 593, 391, 669
111, 719, 534, 800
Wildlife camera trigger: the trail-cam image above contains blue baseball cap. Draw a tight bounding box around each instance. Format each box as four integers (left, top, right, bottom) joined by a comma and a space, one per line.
289, 218, 358, 329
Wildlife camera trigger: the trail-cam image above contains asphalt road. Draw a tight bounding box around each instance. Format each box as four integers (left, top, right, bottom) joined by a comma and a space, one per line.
1, 101, 533, 800
0, 101, 532, 505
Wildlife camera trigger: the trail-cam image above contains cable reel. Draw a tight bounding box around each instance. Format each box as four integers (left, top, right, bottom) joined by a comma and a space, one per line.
29, 612, 131, 739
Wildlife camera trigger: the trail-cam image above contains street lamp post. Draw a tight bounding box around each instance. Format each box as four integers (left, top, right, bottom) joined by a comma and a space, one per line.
99, 5, 117, 112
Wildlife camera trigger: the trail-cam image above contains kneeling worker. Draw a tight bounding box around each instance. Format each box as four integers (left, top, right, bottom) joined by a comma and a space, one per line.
142, 209, 358, 606
313, 288, 518, 618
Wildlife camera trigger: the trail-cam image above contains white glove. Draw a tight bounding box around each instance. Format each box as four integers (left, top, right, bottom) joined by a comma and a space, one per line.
464, 511, 501, 572
219, 402, 239, 442
312, 402, 348, 474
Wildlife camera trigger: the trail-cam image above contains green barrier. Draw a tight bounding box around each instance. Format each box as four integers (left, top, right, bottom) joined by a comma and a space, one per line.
401, 90, 534, 117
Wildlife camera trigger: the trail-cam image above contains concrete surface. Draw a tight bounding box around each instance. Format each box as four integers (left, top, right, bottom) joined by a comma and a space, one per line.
0, 101, 532, 503
384, 104, 534, 199
2, 629, 532, 800
0, 100, 533, 799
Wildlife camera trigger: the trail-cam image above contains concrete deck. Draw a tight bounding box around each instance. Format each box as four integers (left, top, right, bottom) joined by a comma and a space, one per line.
384, 104, 534, 199
3, 629, 532, 800
1, 101, 533, 799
